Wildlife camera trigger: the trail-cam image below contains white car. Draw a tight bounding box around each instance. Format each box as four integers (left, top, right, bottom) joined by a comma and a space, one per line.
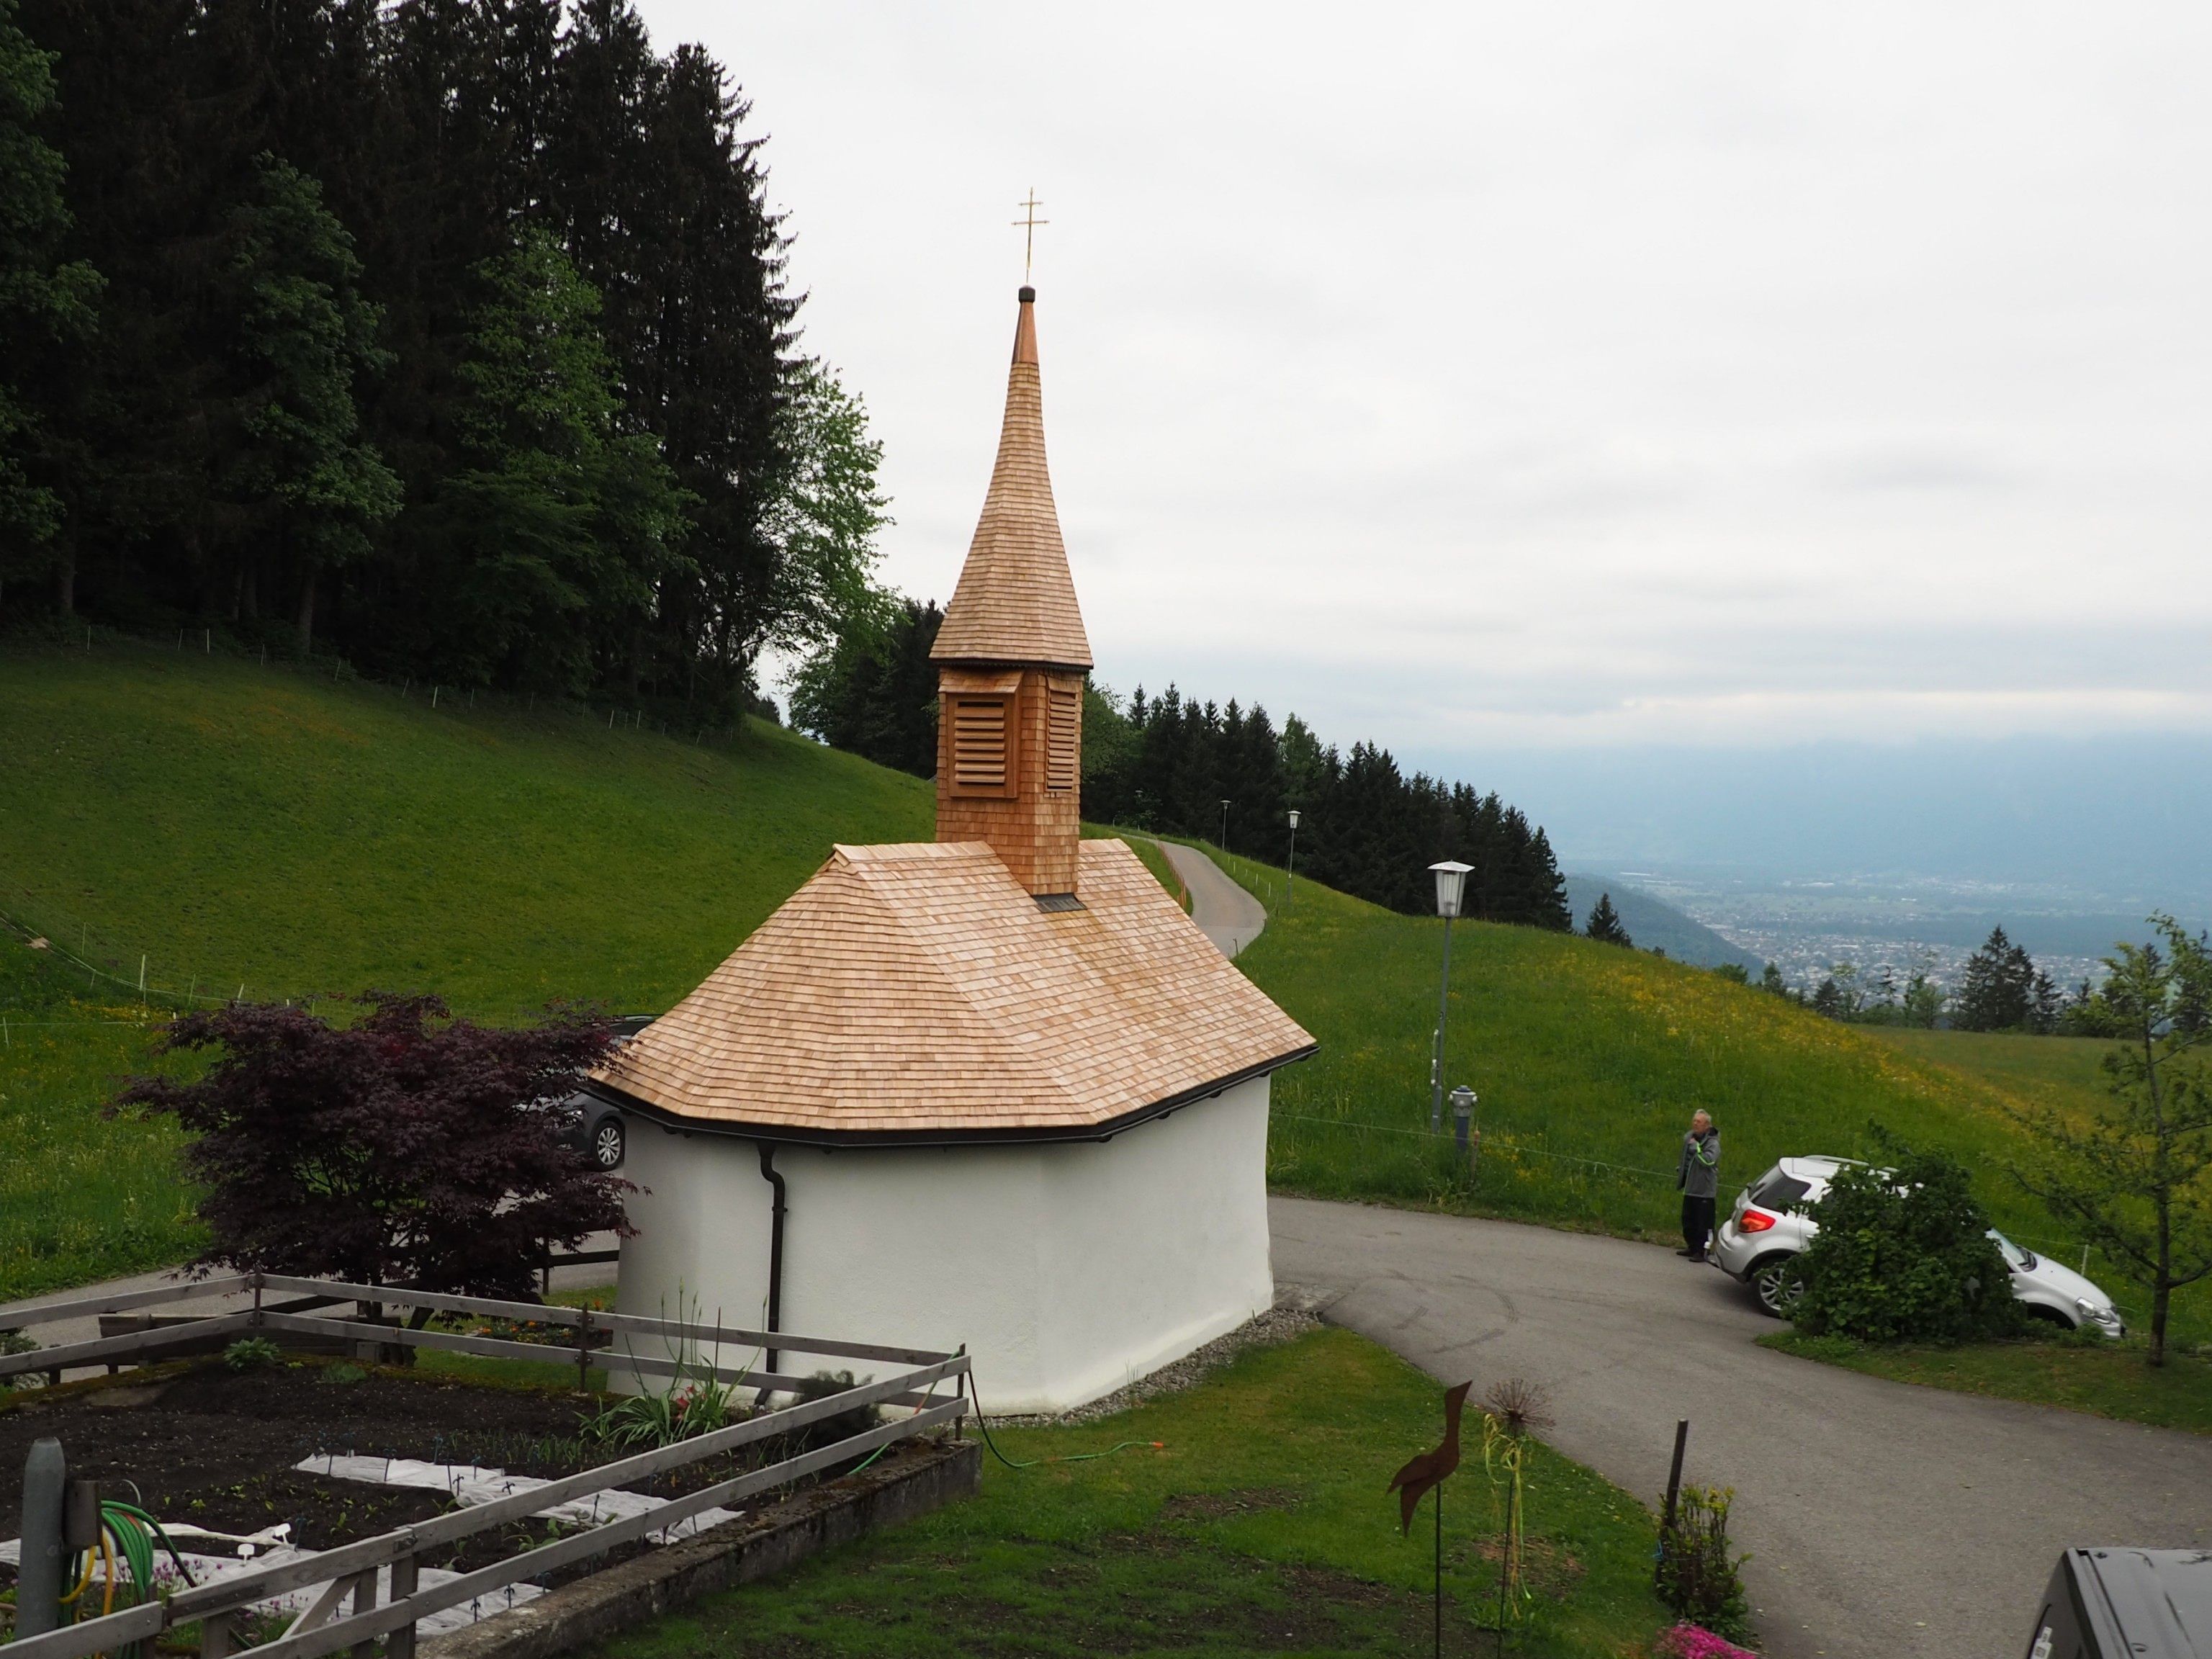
1709, 1155, 2126, 1336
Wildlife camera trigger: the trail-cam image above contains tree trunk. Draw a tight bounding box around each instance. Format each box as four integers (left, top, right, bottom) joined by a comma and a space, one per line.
296, 560, 318, 655
53, 544, 75, 615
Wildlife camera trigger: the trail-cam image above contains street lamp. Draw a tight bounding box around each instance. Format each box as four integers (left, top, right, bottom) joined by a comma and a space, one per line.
1428, 860, 1473, 1133
1219, 798, 1231, 853
1286, 809, 1301, 907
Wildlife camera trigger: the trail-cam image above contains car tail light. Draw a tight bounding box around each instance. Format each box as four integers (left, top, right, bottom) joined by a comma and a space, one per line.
1739, 1209, 1778, 1233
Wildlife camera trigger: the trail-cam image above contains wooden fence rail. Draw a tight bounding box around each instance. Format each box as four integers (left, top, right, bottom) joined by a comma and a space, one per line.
0, 1277, 971, 1659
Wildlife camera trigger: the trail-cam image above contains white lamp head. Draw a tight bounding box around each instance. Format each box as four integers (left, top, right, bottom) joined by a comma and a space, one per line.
1429, 860, 1473, 919
1287, 809, 1301, 830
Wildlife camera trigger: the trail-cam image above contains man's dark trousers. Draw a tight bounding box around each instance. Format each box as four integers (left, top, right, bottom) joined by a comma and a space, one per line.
1681, 1195, 1715, 1258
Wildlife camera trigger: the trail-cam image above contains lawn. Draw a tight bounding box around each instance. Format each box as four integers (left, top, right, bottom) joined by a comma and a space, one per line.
1758, 1330, 2212, 1436
589, 1326, 1679, 1659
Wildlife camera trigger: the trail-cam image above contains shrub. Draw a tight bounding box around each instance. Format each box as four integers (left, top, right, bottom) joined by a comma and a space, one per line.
1655, 1485, 1750, 1641
117, 994, 629, 1299
1793, 1133, 2021, 1345
223, 1336, 284, 1371
320, 1362, 369, 1385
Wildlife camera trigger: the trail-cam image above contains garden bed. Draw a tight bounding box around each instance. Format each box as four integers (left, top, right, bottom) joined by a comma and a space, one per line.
0, 1354, 872, 1589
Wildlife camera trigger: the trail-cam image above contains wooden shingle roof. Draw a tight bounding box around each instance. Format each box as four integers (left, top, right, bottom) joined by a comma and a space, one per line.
593, 840, 1313, 1142
930, 289, 1094, 671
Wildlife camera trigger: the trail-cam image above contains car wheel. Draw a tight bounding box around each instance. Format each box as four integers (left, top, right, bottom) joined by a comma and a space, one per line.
2023, 1304, 2073, 1331
1750, 1254, 1805, 1318
593, 1116, 625, 1171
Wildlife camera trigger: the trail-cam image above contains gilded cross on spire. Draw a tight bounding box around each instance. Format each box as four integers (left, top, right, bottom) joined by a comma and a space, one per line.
1012, 189, 1048, 284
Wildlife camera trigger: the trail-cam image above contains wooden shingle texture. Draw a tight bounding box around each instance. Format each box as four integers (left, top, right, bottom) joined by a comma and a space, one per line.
930, 292, 1093, 672
596, 840, 1314, 1136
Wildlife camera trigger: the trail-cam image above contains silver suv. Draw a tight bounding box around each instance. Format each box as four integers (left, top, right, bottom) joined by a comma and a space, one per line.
1709, 1155, 2126, 1336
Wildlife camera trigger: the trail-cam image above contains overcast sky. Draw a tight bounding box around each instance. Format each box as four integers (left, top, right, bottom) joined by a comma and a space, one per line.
643, 1, 2212, 768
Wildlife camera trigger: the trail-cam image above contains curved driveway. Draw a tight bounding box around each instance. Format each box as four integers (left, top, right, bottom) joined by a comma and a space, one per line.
1156, 840, 1267, 957
1270, 1195, 2212, 1659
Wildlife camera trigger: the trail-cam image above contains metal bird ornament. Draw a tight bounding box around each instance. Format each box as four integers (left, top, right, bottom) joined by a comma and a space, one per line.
1388, 1379, 1473, 1534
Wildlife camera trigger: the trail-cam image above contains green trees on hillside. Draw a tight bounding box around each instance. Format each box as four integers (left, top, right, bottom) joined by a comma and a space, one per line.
0, 0, 868, 719
788, 596, 943, 778
0, 0, 100, 577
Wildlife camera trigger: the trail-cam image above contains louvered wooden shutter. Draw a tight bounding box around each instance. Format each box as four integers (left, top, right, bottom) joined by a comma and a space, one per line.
950, 696, 1010, 793
1047, 685, 1080, 793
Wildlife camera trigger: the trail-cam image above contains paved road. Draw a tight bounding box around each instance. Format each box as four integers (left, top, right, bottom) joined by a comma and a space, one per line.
1156, 840, 1267, 957
1270, 1195, 2212, 1659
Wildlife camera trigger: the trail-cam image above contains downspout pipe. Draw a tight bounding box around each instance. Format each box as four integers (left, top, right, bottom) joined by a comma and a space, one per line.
757, 1142, 786, 1385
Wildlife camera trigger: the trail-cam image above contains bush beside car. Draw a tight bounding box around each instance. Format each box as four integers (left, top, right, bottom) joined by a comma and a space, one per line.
1793, 1141, 2023, 1344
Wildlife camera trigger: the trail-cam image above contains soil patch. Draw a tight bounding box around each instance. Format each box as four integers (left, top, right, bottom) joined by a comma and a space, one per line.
1156, 1487, 1301, 1522
0, 1359, 866, 1581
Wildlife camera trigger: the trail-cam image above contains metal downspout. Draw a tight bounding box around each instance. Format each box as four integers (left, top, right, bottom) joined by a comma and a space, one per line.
757, 1142, 786, 1383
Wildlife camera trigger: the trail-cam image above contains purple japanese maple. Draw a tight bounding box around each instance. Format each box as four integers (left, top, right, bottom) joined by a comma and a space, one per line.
119, 993, 631, 1298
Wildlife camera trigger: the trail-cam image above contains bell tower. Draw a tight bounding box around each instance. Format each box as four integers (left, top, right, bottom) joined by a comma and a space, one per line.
931, 286, 1092, 899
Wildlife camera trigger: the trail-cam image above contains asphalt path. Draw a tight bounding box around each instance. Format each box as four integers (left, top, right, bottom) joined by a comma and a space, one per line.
1269, 1195, 2212, 1659
1156, 840, 1267, 957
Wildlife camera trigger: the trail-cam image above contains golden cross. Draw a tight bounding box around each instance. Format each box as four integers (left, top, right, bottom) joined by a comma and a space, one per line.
1012, 189, 1048, 284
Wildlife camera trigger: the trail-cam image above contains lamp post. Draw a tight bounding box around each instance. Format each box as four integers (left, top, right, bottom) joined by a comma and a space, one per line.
1428, 860, 1473, 1133
1219, 798, 1231, 853
1286, 809, 1301, 907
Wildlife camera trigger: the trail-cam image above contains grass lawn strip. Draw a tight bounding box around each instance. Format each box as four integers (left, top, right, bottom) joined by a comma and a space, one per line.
1758, 1330, 2212, 1435
588, 1328, 1674, 1659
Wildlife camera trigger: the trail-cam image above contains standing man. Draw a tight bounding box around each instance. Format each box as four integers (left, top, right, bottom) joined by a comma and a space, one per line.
1676, 1110, 1721, 1261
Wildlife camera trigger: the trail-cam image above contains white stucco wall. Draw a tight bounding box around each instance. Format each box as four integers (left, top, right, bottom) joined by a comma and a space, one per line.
614, 1075, 1276, 1414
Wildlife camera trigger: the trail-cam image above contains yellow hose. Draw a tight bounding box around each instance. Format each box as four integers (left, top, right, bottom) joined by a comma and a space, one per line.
101, 1529, 117, 1617
58, 1547, 96, 1607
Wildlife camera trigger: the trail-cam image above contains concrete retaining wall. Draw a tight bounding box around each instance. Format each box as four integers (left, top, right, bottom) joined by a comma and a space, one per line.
419, 1439, 981, 1659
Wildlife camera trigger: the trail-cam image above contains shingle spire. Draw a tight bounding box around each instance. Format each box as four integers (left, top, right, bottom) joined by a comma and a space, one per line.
930, 287, 1093, 671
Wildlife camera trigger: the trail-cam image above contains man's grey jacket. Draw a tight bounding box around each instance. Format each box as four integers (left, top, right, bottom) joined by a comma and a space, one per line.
1678, 1130, 1721, 1198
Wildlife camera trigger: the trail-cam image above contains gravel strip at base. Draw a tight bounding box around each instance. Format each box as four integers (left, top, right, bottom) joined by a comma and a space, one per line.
982, 1295, 1323, 1427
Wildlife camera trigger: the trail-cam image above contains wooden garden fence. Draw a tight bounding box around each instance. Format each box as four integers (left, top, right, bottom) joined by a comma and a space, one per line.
0, 1273, 970, 1659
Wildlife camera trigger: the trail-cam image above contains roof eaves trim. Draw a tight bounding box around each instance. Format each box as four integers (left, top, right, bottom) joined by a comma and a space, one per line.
579, 1041, 1319, 1150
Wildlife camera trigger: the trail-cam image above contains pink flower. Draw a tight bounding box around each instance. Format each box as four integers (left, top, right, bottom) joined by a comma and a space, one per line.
1655, 1625, 1758, 1659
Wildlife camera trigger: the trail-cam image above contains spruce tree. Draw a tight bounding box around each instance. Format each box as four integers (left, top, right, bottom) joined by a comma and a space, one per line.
1956, 927, 2038, 1032
210, 156, 399, 653
415, 227, 689, 691
1586, 893, 1632, 947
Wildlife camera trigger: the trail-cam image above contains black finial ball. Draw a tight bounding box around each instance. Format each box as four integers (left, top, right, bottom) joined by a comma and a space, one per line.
1019, 284, 1036, 302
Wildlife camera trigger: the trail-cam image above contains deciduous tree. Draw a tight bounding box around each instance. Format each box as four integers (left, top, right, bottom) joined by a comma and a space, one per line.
2007, 917, 2212, 1364
117, 993, 629, 1299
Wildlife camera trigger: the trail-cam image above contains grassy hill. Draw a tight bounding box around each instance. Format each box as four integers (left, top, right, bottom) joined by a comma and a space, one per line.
3, 638, 2196, 1347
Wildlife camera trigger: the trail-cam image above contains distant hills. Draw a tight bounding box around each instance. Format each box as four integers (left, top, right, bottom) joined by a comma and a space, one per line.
1562, 874, 1761, 972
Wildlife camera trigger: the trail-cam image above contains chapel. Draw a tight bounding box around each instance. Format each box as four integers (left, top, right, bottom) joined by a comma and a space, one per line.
593, 284, 1316, 1413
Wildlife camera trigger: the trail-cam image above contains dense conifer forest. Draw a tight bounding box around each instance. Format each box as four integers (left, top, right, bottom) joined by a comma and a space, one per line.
789, 597, 1575, 928
0, 0, 886, 716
